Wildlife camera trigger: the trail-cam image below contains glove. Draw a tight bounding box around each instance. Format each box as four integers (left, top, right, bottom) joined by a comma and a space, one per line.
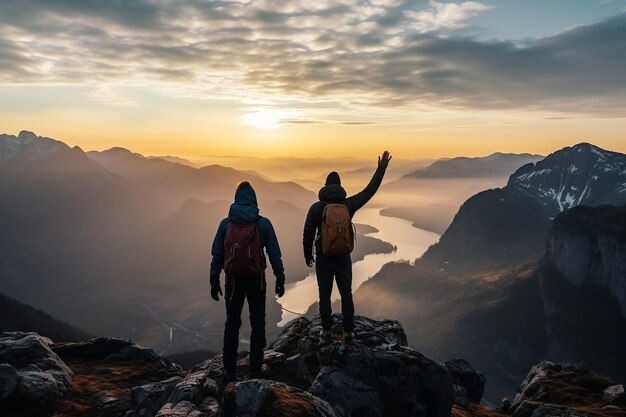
275, 282, 285, 298
305, 257, 314, 267
211, 284, 223, 301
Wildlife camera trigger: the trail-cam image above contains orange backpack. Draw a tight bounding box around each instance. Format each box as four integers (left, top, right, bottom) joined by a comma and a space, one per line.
320, 203, 354, 256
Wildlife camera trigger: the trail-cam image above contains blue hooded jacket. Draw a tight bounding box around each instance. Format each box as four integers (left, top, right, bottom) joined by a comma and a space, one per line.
209, 183, 285, 286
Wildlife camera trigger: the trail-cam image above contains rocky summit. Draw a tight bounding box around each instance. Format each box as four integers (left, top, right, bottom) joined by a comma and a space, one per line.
1, 316, 625, 417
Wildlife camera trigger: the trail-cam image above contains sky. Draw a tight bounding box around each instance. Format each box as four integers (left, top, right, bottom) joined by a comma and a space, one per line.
1, 0, 625, 160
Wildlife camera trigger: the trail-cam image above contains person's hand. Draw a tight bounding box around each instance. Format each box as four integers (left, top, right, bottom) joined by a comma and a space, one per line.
275, 282, 285, 298
378, 150, 392, 169
305, 257, 315, 267
211, 284, 223, 301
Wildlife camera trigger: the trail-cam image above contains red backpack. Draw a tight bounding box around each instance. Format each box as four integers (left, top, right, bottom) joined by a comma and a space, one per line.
224, 222, 262, 276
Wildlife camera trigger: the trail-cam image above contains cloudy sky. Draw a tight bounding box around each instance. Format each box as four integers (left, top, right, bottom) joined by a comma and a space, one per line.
1, 0, 625, 159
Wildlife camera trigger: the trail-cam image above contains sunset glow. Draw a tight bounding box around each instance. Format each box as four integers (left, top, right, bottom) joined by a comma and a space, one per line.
0, 1, 625, 159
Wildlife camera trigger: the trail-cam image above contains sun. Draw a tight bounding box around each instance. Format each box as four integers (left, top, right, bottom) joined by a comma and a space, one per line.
240, 108, 299, 129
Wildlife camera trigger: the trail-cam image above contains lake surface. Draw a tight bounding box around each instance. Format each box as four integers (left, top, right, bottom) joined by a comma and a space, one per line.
277, 207, 440, 325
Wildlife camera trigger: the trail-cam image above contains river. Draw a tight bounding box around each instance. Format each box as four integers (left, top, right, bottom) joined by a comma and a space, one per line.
277, 207, 441, 325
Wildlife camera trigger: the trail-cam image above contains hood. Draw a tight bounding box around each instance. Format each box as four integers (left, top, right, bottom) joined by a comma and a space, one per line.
318, 184, 347, 203
228, 184, 260, 224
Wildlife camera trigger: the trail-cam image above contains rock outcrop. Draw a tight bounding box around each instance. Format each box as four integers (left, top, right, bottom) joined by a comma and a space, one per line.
603, 385, 625, 405
0, 332, 73, 405
53, 337, 181, 373
222, 379, 338, 417
508, 361, 619, 417
544, 205, 626, 316
4, 316, 624, 417
192, 315, 455, 417
539, 205, 626, 381
442, 359, 486, 404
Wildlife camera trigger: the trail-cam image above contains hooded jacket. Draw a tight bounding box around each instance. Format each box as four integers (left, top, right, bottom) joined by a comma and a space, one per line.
210, 184, 285, 287
303, 165, 386, 261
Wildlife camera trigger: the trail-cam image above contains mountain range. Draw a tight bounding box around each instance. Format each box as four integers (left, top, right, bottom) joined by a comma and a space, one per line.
0, 131, 394, 355
423, 143, 626, 270
351, 142, 626, 400
401, 152, 543, 179
378, 153, 544, 235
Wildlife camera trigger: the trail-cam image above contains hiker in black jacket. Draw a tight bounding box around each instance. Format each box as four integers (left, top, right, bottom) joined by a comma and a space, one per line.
303, 151, 391, 343
210, 181, 285, 381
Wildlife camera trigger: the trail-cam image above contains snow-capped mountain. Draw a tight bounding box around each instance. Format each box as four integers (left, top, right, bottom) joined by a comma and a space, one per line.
509, 143, 626, 212
423, 142, 626, 270
0, 131, 69, 166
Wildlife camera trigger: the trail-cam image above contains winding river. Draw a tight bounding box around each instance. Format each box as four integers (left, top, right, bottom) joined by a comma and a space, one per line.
277, 207, 441, 325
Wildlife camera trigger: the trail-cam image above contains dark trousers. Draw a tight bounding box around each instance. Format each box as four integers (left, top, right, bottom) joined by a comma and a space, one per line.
223, 273, 266, 375
316, 254, 354, 332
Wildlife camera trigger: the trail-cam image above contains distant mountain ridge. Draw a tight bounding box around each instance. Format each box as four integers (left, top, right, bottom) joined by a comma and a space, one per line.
0, 130, 69, 166
0, 292, 91, 342
0, 131, 389, 355
423, 142, 626, 270
87, 146, 315, 212
401, 152, 543, 179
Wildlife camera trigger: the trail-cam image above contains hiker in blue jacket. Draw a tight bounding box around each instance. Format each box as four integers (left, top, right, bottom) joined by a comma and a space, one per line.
303, 151, 391, 344
210, 181, 285, 381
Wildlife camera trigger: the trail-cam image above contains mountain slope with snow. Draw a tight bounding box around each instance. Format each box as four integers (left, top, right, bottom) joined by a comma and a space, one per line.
509, 143, 626, 212
0, 131, 69, 166
423, 142, 626, 270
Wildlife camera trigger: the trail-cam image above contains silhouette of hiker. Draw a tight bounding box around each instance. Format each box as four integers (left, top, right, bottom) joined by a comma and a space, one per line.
210, 181, 285, 380
303, 151, 391, 343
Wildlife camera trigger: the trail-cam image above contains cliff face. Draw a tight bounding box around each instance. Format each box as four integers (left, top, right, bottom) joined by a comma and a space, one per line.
544, 205, 626, 316
539, 205, 626, 380
450, 205, 626, 399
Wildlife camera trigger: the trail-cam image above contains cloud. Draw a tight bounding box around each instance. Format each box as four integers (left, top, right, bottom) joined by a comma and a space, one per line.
0, 1, 625, 117
407, 1, 494, 32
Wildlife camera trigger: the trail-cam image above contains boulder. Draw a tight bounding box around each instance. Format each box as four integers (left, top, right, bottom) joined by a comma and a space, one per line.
604, 385, 625, 404
310, 342, 454, 417
221, 379, 338, 417
128, 369, 221, 417
53, 337, 181, 372
441, 359, 485, 402
270, 315, 408, 357
509, 361, 618, 417
0, 364, 18, 402
0, 332, 73, 404
130, 376, 182, 416
168, 371, 218, 405
155, 401, 203, 417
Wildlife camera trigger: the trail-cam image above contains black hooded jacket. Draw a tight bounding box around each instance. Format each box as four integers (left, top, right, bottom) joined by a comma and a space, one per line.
302, 165, 386, 261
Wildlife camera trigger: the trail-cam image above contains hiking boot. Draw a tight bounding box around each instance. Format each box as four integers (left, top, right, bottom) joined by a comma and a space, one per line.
320, 329, 332, 344
343, 331, 355, 344
249, 365, 269, 379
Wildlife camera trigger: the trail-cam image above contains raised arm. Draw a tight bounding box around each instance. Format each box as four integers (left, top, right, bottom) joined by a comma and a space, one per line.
345, 151, 392, 213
